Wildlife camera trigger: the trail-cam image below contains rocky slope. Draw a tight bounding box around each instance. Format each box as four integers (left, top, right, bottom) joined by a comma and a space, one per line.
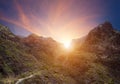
0, 22, 120, 84
73, 22, 120, 83
20, 22, 120, 84
81, 22, 120, 53
0, 24, 39, 79
22, 34, 60, 63
0, 24, 68, 83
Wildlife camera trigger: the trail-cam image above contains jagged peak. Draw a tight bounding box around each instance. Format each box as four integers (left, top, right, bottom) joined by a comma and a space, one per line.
101, 21, 112, 26
0, 24, 14, 34
98, 21, 113, 30
88, 21, 114, 36
0, 24, 10, 31
0, 24, 15, 39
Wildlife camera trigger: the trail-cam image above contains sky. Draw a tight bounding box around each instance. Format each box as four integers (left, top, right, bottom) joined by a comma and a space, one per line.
0, 0, 120, 43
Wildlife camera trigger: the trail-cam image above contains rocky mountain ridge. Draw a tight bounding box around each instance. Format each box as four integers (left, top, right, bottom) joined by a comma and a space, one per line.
0, 22, 120, 84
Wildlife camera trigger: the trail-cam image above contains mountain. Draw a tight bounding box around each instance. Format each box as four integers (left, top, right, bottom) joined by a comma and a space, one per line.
0, 22, 120, 84
72, 22, 120, 83
0, 24, 39, 78
81, 22, 120, 53
0, 24, 74, 84
22, 34, 62, 65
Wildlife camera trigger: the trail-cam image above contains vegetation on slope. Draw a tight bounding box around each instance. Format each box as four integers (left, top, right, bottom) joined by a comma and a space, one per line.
0, 22, 120, 84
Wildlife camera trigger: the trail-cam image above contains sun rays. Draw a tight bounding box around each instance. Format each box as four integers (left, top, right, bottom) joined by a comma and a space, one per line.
0, 0, 104, 43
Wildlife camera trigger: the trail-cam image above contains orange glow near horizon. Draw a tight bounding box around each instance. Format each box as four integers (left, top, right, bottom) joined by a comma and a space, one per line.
0, 0, 104, 43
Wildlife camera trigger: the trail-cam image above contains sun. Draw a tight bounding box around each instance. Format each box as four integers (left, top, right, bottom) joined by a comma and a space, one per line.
63, 42, 71, 49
